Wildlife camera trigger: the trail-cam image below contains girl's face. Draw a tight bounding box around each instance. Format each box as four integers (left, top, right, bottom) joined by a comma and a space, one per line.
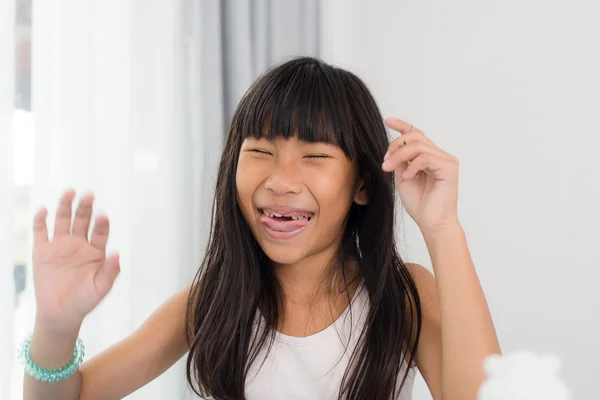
236, 136, 368, 267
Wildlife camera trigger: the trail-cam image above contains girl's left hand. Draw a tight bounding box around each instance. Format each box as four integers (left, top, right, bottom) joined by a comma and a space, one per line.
382, 118, 460, 234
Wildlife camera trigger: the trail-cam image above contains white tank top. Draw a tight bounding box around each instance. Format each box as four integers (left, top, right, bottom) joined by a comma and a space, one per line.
244, 282, 415, 399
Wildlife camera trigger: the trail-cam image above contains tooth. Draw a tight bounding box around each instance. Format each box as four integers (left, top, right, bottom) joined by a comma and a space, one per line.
272, 212, 283, 217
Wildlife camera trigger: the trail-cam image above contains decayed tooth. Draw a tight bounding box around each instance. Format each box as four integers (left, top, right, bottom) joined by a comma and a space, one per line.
263, 209, 282, 217
292, 213, 309, 220
264, 209, 312, 219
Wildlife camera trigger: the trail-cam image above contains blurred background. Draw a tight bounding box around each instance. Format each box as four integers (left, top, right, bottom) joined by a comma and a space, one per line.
1, 0, 599, 399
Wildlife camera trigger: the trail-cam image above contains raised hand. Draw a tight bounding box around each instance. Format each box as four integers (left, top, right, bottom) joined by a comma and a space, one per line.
32, 189, 120, 329
382, 118, 460, 234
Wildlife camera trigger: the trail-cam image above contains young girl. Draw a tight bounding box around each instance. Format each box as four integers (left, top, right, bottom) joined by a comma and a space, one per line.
22, 57, 500, 400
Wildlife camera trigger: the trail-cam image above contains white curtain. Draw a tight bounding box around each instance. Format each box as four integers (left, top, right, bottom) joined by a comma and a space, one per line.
0, 0, 16, 398
218, 0, 320, 124
22, 1, 204, 399
5, 0, 319, 399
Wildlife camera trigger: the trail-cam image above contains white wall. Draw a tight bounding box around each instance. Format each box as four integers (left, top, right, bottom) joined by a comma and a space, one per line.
321, 1, 600, 399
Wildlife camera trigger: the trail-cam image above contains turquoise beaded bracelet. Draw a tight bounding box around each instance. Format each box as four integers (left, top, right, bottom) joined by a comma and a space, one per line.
18, 334, 85, 382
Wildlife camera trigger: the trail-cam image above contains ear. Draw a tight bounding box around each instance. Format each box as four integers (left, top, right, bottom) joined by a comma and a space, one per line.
353, 174, 369, 205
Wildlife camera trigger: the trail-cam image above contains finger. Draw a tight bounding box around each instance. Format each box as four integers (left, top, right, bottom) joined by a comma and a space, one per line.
393, 157, 410, 181
384, 130, 433, 161
54, 189, 76, 236
33, 208, 49, 246
72, 193, 95, 239
385, 117, 414, 134
382, 143, 448, 172
402, 153, 445, 180
90, 215, 110, 252
95, 253, 121, 299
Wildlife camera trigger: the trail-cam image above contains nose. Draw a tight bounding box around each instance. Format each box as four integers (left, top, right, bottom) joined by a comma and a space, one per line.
264, 160, 302, 195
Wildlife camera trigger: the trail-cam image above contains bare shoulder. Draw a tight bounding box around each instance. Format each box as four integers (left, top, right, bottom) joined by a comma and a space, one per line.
405, 262, 434, 283
405, 263, 439, 313
405, 263, 443, 399
79, 283, 193, 400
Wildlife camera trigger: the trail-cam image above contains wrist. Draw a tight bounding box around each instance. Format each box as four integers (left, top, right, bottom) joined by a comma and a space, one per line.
421, 222, 471, 271
420, 220, 464, 241
30, 321, 82, 370
33, 316, 82, 340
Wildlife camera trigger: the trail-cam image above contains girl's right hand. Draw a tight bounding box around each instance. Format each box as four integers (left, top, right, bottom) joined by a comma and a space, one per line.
32, 189, 121, 331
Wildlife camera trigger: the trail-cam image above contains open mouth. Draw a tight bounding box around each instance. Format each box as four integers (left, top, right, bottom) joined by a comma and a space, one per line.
258, 208, 314, 238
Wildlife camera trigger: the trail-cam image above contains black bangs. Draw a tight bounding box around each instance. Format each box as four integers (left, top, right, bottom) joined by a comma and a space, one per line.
235, 57, 358, 160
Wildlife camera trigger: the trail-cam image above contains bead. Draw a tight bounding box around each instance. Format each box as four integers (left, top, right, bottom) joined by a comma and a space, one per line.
17, 334, 85, 382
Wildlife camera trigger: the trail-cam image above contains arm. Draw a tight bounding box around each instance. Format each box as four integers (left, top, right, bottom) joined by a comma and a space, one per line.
409, 224, 501, 400
24, 283, 191, 400
382, 117, 500, 399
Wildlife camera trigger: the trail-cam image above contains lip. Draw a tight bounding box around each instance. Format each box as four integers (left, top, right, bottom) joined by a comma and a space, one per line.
257, 207, 315, 240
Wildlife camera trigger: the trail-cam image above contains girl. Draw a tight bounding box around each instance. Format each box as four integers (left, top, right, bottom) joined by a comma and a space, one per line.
22, 57, 500, 400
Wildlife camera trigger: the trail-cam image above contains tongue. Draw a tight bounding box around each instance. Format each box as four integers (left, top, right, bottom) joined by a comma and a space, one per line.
262, 216, 309, 232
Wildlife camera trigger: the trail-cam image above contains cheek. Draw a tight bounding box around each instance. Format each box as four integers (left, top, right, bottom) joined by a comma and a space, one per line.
308, 165, 356, 211
236, 162, 255, 208
235, 158, 267, 210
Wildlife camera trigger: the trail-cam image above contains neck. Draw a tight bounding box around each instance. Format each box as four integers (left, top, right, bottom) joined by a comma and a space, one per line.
273, 248, 359, 305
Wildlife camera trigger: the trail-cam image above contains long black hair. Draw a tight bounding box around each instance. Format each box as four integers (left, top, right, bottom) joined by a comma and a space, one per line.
185, 57, 422, 400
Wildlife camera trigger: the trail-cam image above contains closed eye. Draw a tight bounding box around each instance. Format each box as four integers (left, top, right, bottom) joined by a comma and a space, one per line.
305, 154, 329, 160
248, 149, 272, 155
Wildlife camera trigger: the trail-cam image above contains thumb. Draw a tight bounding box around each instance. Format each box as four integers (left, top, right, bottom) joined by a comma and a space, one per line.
95, 253, 121, 298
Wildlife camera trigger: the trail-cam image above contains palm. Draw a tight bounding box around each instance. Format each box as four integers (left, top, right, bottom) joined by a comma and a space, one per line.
397, 172, 457, 230
32, 190, 120, 326
34, 237, 105, 322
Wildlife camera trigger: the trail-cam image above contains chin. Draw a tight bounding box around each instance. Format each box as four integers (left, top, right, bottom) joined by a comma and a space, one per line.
258, 243, 308, 266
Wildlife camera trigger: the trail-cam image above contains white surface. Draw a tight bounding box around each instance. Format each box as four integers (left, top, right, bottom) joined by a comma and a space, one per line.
0, 0, 16, 398
478, 352, 572, 400
320, 1, 600, 399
